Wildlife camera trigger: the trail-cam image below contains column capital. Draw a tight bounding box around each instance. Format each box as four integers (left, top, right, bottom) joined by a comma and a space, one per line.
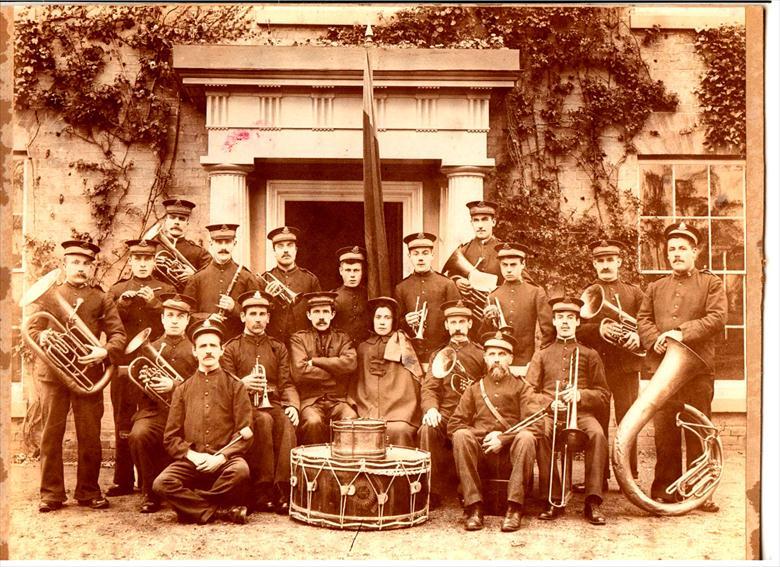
203, 163, 254, 176
440, 165, 491, 179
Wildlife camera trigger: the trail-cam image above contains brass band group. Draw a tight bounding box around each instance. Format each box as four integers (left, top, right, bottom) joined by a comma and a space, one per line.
21, 196, 728, 532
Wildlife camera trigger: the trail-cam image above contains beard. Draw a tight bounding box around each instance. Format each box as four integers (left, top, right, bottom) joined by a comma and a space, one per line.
488, 362, 512, 381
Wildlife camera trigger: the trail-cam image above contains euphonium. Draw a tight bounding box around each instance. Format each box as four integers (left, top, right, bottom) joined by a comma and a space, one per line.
141, 222, 196, 289
430, 346, 473, 394
20, 269, 115, 395
580, 284, 647, 357
258, 272, 299, 306
613, 338, 723, 515
442, 248, 497, 320
124, 327, 185, 408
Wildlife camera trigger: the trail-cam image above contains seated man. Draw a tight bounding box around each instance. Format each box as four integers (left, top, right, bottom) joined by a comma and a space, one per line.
128, 293, 198, 513
289, 292, 358, 444
526, 297, 610, 526
152, 320, 252, 525
222, 290, 299, 515
447, 330, 541, 532
350, 297, 423, 447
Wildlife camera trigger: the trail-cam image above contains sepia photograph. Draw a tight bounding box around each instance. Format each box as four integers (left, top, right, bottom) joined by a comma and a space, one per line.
0, 2, 773, 562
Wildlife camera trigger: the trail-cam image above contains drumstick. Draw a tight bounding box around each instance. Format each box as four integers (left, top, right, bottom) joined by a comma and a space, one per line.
214, 426, 253, 456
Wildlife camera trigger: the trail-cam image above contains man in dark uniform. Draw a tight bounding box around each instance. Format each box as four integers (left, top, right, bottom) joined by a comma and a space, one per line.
154, 198, 211, 288
636, 221, 727, 512
527, 297, 610, 525
128, 292, 198, 513
261, 226, 322, 343
153, 319, 252, 525
447, 330, 541, 532
29, 240, 127, 512
222, 290, 299, 515
419, 299, 485, 509
332, 246, 370, 346
481, 242, 555, 366
394, 232, 461, 361
107, 239, 175, 497
578, 239, 645, 482
447, 200, 503, 294
289, 292, 358, 444
183, 223, 259, 340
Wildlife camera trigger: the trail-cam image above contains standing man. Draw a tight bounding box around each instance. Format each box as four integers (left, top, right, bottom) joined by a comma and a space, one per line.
527, 297, 610, 525
636, 221, 727, 511
419, 299, 485, 509
183, 223, 258, 340
108, 239, 175, 497
481, 242, 555, 366
261, 226, 322, 343
128, 292, 198, 513
154, 198, 212, 288
578, 239, 645, 482
394, 232, 461, 361
153, 319, 253, 525
447, 200, 503, 295
332, 246, 370, 346
222, 290, 299, 515
447, 330, 541, 532
28, 240, 127, 512
289, 292, 358, 445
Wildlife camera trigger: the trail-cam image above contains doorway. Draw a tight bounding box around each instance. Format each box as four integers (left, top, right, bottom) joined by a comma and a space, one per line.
285, 201, 403, 290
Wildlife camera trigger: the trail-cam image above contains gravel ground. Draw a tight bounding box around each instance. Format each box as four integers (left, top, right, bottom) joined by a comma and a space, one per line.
7, 450, 747, 561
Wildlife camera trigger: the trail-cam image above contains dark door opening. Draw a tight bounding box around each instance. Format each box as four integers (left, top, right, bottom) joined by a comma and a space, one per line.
284, 201, 403, 291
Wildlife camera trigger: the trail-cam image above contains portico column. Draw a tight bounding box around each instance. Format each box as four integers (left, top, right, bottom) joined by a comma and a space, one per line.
204, 164, 253, 266
441, 166, 490, 261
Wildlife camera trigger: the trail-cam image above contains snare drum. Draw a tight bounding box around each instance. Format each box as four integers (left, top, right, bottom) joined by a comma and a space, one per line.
290, 444, 431, 530
331, 418, 386, 460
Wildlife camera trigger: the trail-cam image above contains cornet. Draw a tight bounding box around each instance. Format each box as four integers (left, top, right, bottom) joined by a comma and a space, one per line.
411, 297, 428, 340
430, 346, 473, 394
259, 272, 299, 306
125, 327, 185, 408
248, 356, 272, 409
580, 285, 646, 356
141, 222, 196, 289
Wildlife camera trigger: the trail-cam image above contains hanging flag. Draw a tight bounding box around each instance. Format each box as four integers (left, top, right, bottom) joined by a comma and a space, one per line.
362, 50, 392, 298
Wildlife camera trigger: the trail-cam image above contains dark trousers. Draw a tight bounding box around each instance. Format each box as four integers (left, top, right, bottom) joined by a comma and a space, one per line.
651, 375, 714, 500
452, 429, 536, 508
538, 414, 607, 504
596, 369, 640, 478
39, 379, 104, 503
387, 421, 416, 447
152, 456, 250, 524
299, 397, 357, 445
418, 422, 456, 497
129, 412, 169, 499
110, 368, 141, 488
245, 404, 296, 493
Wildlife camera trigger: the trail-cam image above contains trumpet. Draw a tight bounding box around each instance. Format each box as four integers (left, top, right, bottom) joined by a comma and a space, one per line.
580, 284, 646, 357
248, 356, 272, 409
124, 327, 185, 408
142, 222, 196, 289
20, 269, 115, 395
259, 272, 299, 306
411, 297, 428, 340
430, 346, 474, 394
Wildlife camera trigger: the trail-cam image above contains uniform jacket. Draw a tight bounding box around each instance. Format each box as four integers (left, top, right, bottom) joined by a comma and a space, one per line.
421, 340, 485, 422
133, 333, 196, 421
393, 270, 461, 359
262, 265, 321, 342
221, 332, 300, 410
289, 328, 357, 408
578, 279, 646, 374
525, 338, 610, 418
350, 333, 422, 427
27, 281, 127, 383
163, 367, 253, 460
636, 269, 727, 372
109, 275, 175, 350
481, 279, 555, 365
332, 285, 370, 346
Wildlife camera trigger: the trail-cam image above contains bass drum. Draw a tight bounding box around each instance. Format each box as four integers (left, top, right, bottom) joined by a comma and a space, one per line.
290, 444, 430, 530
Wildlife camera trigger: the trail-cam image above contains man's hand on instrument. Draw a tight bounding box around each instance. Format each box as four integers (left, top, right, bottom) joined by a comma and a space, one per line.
119, 290, 136, 304
482, 431, 503, 454
241, 374, 262, 392
217, 294, 235, 312
622, 330, 641, 351
454, 276, 472, 293
179, 265, 195, 278
197, 453, 226, 473
265, 280, 283, 298
422, 407, 442, 428
207, 312, 226, 324
136, 286, 155, 303
149, 374, 175, 393
77, 345, 108, 366
285, 406, 300, 427
405, 311, 421, 327
551, 399, 568, 412
653, 330, 683, 354
482, 304, 499, 322
38, 329, 55, 347
601, 320, 622, 341
560, 387, 581, 404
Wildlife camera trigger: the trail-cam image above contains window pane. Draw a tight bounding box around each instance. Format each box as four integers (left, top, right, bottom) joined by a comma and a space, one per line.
639, 218, 668, 271
712, 327, 745, 380
710, 164, 745, 217
674, 164, 708, 216
723, 275, 744, 325
711, 219, 745, 271
640, 164, 672, 216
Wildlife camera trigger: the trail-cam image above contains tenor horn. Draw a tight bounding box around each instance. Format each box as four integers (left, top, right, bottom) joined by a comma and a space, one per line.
125, 327, 185, 408
613, 338, 723, 515
142, 222, 196, 289
20, 269, 115, 395
430, 346, 473, 394
580, 284, 646, 357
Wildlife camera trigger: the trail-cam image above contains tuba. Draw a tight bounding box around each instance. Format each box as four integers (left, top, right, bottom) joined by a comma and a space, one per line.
580, 284, 647, 357
20, 269, 115, 395
430, 346, 473, 394
142, 222, 196, 289
613, 338, 723, 515
124, 327, 185, 409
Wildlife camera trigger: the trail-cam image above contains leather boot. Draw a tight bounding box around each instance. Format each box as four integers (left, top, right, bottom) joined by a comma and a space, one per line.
539, 504, 565, 521
501, 502, 523, 532
584, 497, 606, 525
214, 505, 248, 525
464, 503, 484, 531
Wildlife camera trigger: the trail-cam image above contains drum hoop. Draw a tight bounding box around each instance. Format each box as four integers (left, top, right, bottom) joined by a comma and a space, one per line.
289, 504, 428, 530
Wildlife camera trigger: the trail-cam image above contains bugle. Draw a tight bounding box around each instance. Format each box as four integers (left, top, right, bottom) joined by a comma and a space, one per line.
20, 269, 115, 395
580, 284, 646, 357
142, 222, 196, 289
259, 272, 299, 306
430, 346, 473, 394
124, 327, 185, 408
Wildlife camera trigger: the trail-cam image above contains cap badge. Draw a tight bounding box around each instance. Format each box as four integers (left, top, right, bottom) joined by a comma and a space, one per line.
496, 331, 503, 340
220, 224, 229, 231
282, 227, 291, 234
417, 232, 425, 239
351, 246, 360, 253
679, 221, 688, 231
456, 300, 465, 308
600, 239, 609, 247
173, 200, 183, 207
139, 239, 149, 247
202, 320, 213, 329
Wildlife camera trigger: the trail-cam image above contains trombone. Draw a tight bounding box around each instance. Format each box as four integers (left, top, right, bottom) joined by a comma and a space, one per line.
411, 297, 428, 340
258, 272, 299, 306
